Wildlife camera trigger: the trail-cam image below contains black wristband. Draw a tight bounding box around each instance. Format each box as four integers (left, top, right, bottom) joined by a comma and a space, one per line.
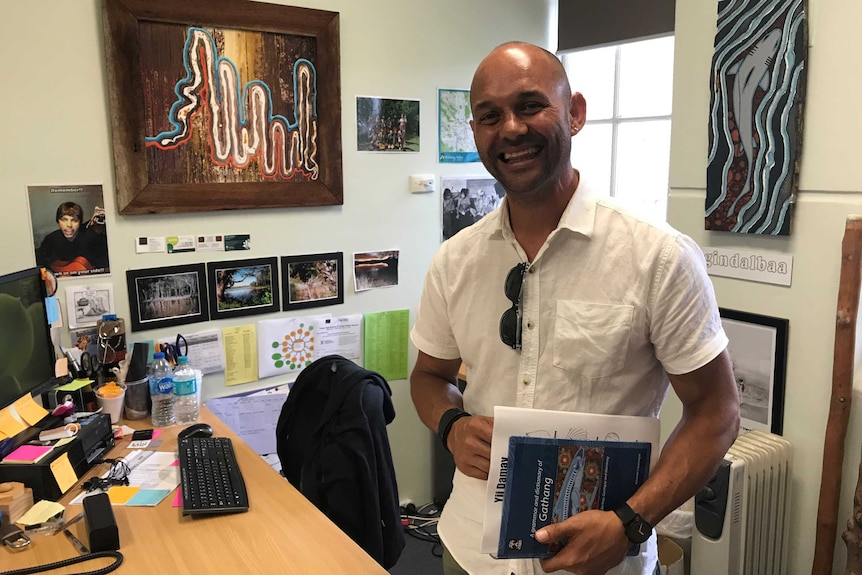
437, 408, 471, 453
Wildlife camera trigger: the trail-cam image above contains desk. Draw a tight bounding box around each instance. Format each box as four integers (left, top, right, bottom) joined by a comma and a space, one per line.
1, 407, 387, 574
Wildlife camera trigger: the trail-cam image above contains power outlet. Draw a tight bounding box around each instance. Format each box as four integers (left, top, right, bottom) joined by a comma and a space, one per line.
409, 174, 435, 193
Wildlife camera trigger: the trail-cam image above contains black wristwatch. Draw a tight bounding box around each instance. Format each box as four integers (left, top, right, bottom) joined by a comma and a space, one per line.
612, 503, 653, 544
437, 408, 471, 453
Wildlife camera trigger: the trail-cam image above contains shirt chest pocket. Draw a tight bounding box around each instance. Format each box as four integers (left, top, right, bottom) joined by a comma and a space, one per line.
553, 300, 634, 378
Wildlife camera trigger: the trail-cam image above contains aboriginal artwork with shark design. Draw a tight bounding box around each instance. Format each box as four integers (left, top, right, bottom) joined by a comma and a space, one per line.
141, 24, 319, 185
705, 0, 807, 235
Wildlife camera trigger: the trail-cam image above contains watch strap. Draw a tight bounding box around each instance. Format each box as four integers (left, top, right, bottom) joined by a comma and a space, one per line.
437, 408, 471, 453
613, 502, 652, 545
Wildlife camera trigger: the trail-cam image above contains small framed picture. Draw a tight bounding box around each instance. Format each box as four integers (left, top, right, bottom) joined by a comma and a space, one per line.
126, 264, 209, 332
66, 283, 115, 329
719, 308, 789, 435
281, 252, 344, 311
207, 257, 280, 319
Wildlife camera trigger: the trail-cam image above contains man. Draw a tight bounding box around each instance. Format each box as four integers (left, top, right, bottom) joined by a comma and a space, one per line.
35, 202, 109, 277
409, 42, 740, 575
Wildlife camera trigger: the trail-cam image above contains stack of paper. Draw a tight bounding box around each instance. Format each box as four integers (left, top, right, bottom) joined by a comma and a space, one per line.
1, 444, 54, 464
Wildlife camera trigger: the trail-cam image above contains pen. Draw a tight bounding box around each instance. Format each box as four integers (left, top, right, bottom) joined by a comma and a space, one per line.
64, 529, 89, 554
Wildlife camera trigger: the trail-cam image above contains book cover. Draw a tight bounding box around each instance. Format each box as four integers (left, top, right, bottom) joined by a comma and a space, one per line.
481, 406, 660, 553
497, 436, 651, 559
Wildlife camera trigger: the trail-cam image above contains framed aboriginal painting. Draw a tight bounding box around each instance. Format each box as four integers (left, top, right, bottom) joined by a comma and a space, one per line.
705, 0, 807, 235
102, 0, 343, 214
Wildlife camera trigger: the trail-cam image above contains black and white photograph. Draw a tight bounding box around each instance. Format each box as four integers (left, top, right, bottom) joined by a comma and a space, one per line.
356, 96, 420, 152
353, 250, 399, 292
207, 257, 280, 319
720, 308, 789, 434
441, 176, 504, 240
65, 283, 115, 329
126, 264, 209, 332
282, 252, 344, 311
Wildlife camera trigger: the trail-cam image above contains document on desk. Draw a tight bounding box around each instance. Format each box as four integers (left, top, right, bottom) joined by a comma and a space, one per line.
71, 451, 179, 506
479, 406, 660, 554
207, 392, 287, 455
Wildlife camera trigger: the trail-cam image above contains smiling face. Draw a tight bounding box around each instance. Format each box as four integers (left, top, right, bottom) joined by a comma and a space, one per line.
470, 43, 585, 203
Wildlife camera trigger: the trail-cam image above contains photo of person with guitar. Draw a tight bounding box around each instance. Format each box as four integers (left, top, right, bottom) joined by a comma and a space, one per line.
31, 188, 110, 277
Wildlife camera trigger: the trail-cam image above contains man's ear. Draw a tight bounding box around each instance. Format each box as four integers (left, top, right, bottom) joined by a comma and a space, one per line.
569, 92, 587, 135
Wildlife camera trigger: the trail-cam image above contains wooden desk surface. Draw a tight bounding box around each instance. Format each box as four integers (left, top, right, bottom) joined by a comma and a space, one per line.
1, 407, 388, 574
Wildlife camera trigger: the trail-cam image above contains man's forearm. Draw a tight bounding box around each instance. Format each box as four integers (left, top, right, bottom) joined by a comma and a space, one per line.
628, 403, 738, 526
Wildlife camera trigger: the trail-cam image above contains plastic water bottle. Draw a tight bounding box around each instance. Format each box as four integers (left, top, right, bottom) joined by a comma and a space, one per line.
173, 355, 199, 425
149, 352, 175, 427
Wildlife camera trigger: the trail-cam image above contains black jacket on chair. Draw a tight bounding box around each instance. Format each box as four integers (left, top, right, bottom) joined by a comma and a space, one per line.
276, 355, 405, 568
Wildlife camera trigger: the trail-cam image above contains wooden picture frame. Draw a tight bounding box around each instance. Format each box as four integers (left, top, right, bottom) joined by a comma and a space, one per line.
102, 0, 343, 214
719, 308, 789, 435
207, 257, 280, 319
281, 252, 343, 311
126, 263, 209, 332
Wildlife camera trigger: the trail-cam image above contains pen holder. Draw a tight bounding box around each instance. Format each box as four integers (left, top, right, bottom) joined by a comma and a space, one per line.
123, 376, 150, 420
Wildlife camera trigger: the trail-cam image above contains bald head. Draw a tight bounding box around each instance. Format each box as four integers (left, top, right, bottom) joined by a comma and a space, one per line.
471, 42, 572, 107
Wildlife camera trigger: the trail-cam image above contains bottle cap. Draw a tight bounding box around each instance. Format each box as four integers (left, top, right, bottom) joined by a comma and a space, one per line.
178, 356, 189, 364
153, 352, 165, 359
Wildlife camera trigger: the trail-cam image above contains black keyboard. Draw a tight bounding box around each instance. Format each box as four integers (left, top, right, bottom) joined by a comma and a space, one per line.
178, 436, 249, 516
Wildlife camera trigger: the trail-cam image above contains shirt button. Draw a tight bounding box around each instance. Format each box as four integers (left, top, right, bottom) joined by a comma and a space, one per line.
527, 322, 534, 329
523, 379, 530, 386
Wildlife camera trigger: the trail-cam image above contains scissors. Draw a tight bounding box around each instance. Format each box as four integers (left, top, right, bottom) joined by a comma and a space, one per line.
79, 352, 101, 380
160, 334, 188, 367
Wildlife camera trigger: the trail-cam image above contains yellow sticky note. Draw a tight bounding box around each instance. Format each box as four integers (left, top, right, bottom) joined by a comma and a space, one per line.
17, 499, 65, 526
107, 486, 140, 505
0, 405, 27, 437
13, 394, 49, 426
50, 453, 78, 494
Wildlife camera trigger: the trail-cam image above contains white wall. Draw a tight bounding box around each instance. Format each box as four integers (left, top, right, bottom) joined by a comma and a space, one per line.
666, 1, 862, 572
0, 0, 550, 506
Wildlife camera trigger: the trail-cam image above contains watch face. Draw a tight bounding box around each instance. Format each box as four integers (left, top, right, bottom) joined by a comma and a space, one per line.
626, 516, 652, 544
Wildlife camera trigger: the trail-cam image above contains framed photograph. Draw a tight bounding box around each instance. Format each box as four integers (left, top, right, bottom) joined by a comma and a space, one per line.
719, 308, 789, 434
102, 0, 343, 214
65, 283, 115, 329
281, 252, 344, 311
126, 264, 209, 332
208, 257, 280, 319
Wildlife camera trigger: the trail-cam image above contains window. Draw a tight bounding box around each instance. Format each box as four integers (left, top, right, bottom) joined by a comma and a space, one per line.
562, 36, 674, 222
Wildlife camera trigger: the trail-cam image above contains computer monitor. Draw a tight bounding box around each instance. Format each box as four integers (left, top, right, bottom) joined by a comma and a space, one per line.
0, 267, 57, 412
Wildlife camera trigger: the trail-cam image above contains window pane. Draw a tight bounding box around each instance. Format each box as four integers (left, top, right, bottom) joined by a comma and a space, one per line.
563, 46, 615, 120
618, 36, 674, 118
571, 123, 612, 197
614, 120, 671, 221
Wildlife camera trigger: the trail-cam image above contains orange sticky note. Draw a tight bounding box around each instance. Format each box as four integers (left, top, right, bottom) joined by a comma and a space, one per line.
50, 453, 78, 494
0, 406, 27, 438
107, 486, 140, 505
13, 394, 49, 426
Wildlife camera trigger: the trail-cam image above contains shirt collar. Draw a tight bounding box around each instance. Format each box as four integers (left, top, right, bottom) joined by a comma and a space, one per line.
492, 177, 597, 240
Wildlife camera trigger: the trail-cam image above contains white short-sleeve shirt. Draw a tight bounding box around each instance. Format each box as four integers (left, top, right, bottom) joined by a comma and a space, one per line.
411, 180, 727, 575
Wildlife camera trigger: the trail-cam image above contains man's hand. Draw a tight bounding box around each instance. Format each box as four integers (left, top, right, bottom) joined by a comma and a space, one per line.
448, 415, 493, 480
535, 510, 630, 575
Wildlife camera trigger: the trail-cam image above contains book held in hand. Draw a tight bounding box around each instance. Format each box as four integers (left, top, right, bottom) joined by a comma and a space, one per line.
497, 436, 651, 559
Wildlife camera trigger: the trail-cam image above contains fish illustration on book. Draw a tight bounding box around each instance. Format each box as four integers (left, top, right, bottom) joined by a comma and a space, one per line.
553, 447, 584, 523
